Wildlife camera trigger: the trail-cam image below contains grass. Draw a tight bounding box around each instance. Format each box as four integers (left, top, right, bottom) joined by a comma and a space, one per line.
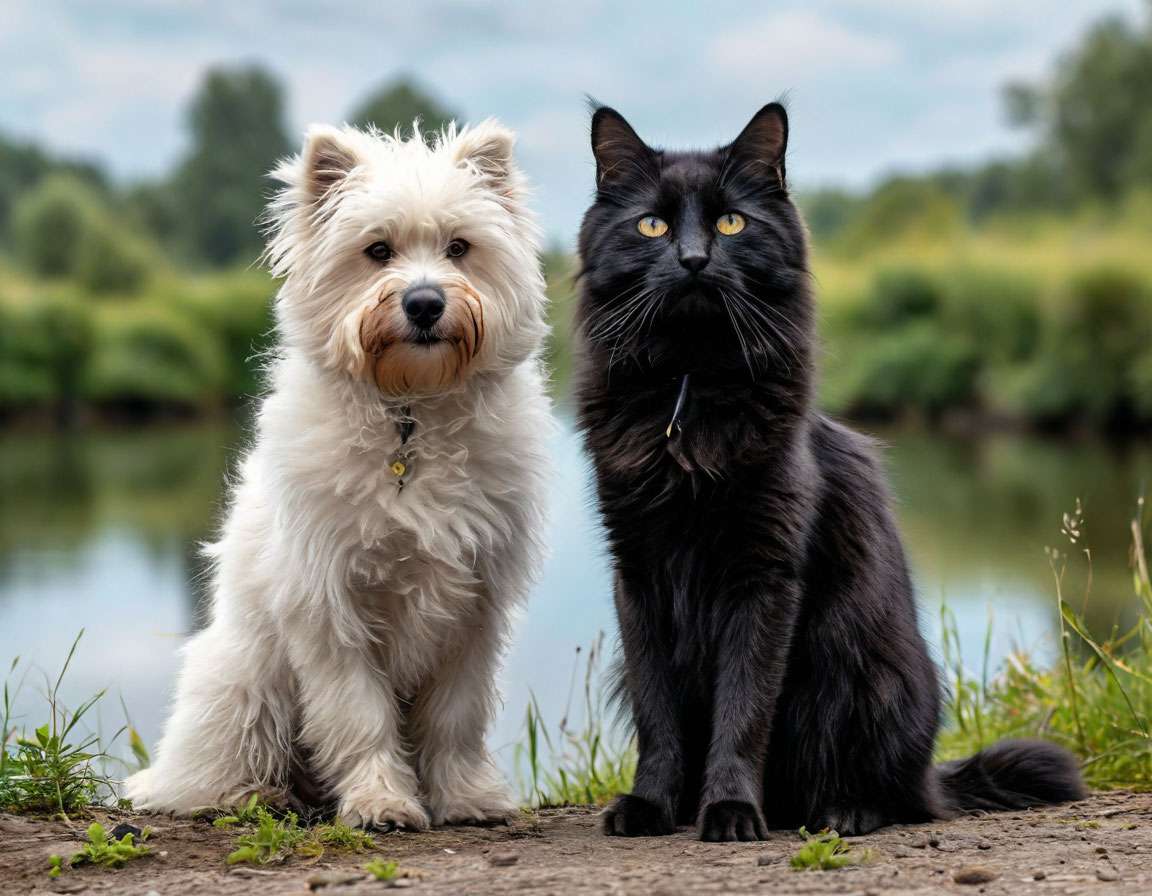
221, 799, 377, 865
210, 792, 268, 827
938, 498, 1152, 790
49, 821, 151, 877
309, 819, 377, 852
789, 826, 872, 871
225, 804, 308, 865
0, 631, 121, 816
363, 858, 400, 881
515, 632, 636, 808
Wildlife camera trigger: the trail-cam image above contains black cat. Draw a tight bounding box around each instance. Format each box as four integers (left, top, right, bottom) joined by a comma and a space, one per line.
573, 102, 1085, 842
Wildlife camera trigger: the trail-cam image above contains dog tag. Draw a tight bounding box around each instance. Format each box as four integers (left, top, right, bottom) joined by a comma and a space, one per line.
390, 452, 416, 491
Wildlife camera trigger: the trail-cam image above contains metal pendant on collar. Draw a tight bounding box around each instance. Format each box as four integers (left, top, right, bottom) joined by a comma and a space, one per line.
391, 405, 417, 492
665, 374, 691, 438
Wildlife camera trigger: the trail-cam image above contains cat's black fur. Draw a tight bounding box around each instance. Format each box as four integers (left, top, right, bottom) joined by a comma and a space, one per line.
574, 103, 1085, 842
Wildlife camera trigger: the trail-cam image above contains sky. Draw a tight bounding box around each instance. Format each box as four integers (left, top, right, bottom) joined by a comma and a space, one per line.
1, 0, 1145, 244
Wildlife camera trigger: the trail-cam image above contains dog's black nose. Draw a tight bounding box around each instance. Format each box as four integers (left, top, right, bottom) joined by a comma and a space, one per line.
402, 285, 446, 330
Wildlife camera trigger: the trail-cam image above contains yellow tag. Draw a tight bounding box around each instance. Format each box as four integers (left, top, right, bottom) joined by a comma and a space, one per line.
390, 461, 407, 477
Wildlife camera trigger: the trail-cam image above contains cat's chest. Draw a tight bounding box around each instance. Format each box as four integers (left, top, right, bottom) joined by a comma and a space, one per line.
588, 382, 786, 484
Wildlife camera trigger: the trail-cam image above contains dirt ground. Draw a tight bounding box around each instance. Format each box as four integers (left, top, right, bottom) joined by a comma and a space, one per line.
2, 791, 1149, 895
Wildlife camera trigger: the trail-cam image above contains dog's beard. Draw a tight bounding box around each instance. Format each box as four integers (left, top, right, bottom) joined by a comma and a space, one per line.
358, 279, 486, 397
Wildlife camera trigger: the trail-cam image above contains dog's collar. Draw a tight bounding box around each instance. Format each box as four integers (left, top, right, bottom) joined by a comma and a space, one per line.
389, 405, 417, 492
396, 404, 416, 445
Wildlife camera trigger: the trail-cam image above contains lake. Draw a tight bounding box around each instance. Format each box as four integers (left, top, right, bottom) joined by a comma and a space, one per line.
1, 412, 1147, 791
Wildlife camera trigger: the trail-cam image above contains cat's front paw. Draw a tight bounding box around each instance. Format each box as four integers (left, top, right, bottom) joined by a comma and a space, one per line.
813, 805, 886, 837
602, 793, 675, 837
698, 799, 767, 842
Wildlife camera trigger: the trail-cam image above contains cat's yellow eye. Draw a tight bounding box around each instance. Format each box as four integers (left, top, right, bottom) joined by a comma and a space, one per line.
637, 215, 669, 238
716, 212, 746, 236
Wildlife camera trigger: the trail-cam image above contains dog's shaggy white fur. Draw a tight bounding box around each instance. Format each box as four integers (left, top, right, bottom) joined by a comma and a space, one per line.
125, 121, 551, 830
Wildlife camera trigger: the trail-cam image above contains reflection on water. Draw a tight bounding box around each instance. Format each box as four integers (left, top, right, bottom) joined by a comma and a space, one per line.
0, 416, 1147, 776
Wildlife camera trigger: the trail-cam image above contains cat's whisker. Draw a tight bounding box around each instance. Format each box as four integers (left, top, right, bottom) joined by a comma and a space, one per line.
585, 283, 657, 343
595, 289, 658, 345
719, 290, 758, 379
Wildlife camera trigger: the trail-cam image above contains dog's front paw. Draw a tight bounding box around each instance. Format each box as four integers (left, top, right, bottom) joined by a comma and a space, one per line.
338, 791, 430, 832
123, 768, 160, 810
602, 793, 675, 837
433, 791, 517, 827
698, 799, 767, 842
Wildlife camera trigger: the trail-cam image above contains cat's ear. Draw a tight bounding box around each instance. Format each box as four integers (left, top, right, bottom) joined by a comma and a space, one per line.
591, 107, 655, 192
727, 103, 789, 190
299, 125, 363, 201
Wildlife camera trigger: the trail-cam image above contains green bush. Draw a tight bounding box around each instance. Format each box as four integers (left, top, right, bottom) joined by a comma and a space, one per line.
84, 305, 228, 408
1005, 266, 1152, 424
173, 275, 275, 397
77, 226, 156, 295
822, 322, 979, 418
863, 266, 944, 327
10, 175, 154, 294
941, 266, 1043, 363
0, 295, 92, 411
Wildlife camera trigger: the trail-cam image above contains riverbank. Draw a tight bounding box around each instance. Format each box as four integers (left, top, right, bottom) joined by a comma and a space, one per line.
3, 792, 1150, 895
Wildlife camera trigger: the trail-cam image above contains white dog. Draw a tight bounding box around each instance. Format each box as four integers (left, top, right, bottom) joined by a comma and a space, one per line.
125, 121, 551, 830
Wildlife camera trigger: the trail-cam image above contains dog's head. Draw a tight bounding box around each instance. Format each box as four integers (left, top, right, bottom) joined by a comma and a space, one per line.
266, 121, 545, 397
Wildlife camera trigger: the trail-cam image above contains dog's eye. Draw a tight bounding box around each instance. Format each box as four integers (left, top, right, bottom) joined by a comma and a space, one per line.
446, 239, 470, 259
365, 241, 393, 263
637, 216, 668, 238
716, 213, 746, 236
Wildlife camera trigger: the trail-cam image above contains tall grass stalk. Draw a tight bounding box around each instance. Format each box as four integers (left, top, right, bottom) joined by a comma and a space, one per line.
0, 631, 122, 815
939, 499, 1152, 790
515, 632, 636, 807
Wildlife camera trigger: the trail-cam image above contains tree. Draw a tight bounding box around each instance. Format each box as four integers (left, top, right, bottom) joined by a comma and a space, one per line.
0, 133, 106, 240
173, 65, 291, 266
348, 79, 457, 139
1004, 9, 1152, 200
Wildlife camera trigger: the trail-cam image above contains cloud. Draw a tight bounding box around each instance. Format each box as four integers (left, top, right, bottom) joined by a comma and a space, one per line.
707, 10, 899, 77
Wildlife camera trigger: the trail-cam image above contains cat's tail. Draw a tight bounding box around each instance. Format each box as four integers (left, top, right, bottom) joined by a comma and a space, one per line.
936, 739, 1086, 812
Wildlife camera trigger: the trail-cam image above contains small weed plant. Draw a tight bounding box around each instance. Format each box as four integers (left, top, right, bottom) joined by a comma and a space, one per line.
222, 800, 377, 865
226, 804, 307, 865
49, 821, 150, 877
364, 858, 399, 881
311, 819, 376, 852
789, 826, 871, 871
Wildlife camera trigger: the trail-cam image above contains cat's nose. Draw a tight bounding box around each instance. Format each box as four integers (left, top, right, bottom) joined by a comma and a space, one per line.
402, 284, 446, 329
679, 251, 710, 274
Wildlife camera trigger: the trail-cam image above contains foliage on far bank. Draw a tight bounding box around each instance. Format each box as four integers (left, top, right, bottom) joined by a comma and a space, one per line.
0, 251, 578, 418
818, 237, 1152, 427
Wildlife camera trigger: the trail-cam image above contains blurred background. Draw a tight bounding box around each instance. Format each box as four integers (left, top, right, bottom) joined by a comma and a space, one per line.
2, 1, 1151, 775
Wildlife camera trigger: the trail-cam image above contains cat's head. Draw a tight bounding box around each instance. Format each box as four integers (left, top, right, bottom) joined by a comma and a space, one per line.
577, 103, 810, 377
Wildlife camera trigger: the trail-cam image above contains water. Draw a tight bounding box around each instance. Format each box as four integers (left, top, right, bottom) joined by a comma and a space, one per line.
1, 415, 1147, 785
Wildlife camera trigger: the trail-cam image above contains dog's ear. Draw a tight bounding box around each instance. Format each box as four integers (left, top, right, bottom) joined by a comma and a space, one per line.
452, 120, 517, 195
301, 125, 362, 200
